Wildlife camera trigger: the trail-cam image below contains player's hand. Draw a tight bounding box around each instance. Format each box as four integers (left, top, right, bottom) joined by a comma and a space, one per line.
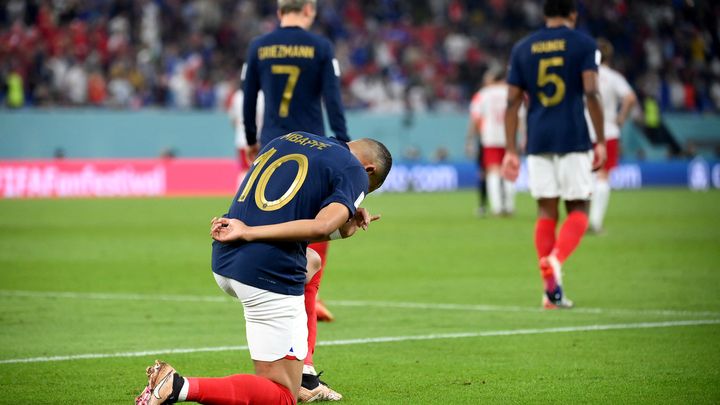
210, 217, 249, 242
245, 144, 260, 162
339, 208, 381, 238
592, 143, 607, 172
501, 152, 520, 182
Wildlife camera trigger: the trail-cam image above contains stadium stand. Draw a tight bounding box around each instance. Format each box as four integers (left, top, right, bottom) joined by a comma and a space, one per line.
0, 0, 718, 160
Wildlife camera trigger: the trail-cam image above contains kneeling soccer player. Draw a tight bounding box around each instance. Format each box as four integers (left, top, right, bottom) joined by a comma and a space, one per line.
135, 132, 391, 405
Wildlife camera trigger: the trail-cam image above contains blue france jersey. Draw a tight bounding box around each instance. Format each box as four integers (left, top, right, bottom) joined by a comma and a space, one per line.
508, 26, 599, 154
211, 132, 368, 296
242, 26, 349, 147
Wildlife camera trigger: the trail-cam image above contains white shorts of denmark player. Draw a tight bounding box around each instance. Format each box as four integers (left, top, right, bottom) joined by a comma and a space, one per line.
527, 151, 593, 201
213, 273, 308, 362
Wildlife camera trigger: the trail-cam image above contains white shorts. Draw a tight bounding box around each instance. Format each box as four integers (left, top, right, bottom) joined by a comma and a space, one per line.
527, 151, 593, 201
213, 273, 308, 362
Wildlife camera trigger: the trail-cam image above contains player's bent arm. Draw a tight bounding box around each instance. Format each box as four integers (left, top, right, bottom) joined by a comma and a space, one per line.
211, 203, 351, 243
617, 91, 637, 127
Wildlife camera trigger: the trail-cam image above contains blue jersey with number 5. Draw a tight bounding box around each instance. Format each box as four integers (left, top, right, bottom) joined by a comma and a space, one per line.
212, 132, 368, 296
507, 26, 599, 154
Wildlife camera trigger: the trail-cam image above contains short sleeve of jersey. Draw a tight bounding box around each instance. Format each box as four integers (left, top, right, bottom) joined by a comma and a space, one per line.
507, 44, 525, 89
581, 39, 600, 72
320, 164, 368, 219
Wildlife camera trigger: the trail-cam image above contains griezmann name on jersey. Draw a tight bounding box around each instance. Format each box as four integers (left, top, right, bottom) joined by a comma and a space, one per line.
508, 26, 599, 154
212, 132, 368, 296
243, 27, 349, 146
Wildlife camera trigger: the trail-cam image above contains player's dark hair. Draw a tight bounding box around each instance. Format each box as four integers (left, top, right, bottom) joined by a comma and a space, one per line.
543, 0, 576, 18
366, 139, 393, 190
278, 0, 316, 15
597, 38, 613, 64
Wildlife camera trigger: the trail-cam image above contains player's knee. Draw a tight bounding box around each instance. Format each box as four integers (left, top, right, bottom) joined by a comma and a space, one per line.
305, 248, 322, 284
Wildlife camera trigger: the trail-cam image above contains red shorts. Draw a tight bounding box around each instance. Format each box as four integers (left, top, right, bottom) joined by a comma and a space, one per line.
595, 139, 619, 171
482, 147, 506, 169
237, 148, 251, 172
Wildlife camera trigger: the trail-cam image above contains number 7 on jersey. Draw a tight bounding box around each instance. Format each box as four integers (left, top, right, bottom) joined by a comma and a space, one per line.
271, 65, 301, 117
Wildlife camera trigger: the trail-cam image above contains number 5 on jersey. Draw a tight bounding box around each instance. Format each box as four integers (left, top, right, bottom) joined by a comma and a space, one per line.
537, 57, 566, 107
271, 65, 300, 117
238, 147, 309, 211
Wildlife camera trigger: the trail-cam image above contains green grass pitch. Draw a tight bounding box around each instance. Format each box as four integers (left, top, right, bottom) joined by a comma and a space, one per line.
0, 189, 719, 404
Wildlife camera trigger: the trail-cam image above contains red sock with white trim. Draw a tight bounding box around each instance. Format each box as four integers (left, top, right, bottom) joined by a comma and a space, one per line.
186, 374, 295, 405
553, 211, 589, 263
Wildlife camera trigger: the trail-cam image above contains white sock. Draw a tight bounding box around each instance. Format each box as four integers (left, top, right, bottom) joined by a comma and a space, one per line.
502, 179, 516, 213
590, 179, 611, 230
486, 172, 503, 215
178, 377, 189, 402
303, 365, 317, 375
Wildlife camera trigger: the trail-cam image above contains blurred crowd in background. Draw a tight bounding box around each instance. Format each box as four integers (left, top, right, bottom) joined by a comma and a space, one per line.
1, 0, 719, 113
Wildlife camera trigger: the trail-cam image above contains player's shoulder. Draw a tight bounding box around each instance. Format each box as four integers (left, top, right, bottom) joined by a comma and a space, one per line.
602, 65, 623, 80
487, 83, 508, 94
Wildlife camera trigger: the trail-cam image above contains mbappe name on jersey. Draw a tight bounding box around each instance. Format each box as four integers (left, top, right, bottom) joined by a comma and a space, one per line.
280, 133, 331, 150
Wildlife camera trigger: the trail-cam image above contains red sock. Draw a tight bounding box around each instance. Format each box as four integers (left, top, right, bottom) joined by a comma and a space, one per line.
554, 211, 589, 263
186, 374, 295, 405
303, 270, 321, 367
534, 218, 557, 259
304, 242, 328, 367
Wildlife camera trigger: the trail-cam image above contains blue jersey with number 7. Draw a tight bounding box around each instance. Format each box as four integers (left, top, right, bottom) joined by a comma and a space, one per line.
507, 26, 599, 154
212, 132, 368, 296
242, 26, 349, 147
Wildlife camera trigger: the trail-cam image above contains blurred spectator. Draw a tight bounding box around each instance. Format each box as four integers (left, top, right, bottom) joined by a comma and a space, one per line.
0, 0, 717, 112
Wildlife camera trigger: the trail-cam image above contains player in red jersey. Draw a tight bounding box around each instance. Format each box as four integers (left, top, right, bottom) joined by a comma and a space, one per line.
585, 39, 637, 234
502, 0, 606, 309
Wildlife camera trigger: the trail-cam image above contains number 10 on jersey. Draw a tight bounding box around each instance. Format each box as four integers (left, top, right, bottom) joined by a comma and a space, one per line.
238, 147, 309, 211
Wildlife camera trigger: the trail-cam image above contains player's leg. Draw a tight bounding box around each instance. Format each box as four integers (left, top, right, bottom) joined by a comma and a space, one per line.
589, 139, 617, 233
553, 151, 593, 265
484, 147, 505, 216
303, 248, 322, 369
528, 154, 564, 306
538, 151, 593, 308
589, 169, 610, 233
138, 276, 306, 405
300, 245, 342, 402
477, 145, 488, 216
536, 197, 560, 294
308, 242, 334, 322
502, 178, 516, 215
500, 146, 515, 215
236, 147, 251, 188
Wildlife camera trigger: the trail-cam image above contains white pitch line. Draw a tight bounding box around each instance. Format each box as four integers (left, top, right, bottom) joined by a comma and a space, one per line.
2, 290, 719, 318
327, 300, 720, 318
0, 319, 718, 365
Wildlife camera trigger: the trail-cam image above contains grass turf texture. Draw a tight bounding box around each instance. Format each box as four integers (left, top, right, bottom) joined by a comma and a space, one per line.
0, 189, 719, 404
